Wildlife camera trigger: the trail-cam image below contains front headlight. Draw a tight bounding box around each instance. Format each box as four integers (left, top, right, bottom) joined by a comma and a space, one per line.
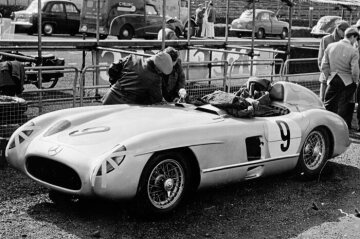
80, 25, 88, 32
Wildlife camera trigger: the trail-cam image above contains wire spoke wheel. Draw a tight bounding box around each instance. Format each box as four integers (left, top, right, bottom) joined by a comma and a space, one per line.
296, 128, 330, 179
147, 159, 185, 209
302, 131, 325, 170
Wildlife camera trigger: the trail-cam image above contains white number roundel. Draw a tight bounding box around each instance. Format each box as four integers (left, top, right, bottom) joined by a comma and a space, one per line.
265, 118, 302, 158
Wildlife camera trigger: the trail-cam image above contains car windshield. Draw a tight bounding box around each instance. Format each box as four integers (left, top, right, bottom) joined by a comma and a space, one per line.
318, 16, 340, 24
26, 0, 45, 12
239, 10, 256, 19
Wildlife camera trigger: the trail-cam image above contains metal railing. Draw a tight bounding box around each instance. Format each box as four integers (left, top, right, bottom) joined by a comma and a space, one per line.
228, 58, 284, 93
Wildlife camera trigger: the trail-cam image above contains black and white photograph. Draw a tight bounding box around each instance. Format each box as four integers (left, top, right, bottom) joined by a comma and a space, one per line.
1, 0, 360, 238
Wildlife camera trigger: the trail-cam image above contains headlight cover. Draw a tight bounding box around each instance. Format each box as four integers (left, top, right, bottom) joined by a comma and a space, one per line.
96, 145, 126, 176
8, 121, 36, 150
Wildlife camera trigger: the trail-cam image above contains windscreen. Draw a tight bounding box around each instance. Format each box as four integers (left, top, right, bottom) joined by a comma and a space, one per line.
240, 10, 257, 19
26, 0, 45, 12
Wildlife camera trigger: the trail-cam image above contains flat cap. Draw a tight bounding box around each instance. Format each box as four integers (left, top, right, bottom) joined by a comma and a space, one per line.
151, 52, 173, 75
336, 20, 350, 31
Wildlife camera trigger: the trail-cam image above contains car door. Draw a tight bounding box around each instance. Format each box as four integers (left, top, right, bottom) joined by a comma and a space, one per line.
45, 2, 67, 33
144, 4, 162, 38
258, 12, 271, 34
270, 13, 282, 34
64, 2, 80, 34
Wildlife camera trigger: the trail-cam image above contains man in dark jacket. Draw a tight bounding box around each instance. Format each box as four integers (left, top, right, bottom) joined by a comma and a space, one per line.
195, 4, 204, 37
162, 47, 186, 102
157, 19, 178, 40
102, 52, 173, 105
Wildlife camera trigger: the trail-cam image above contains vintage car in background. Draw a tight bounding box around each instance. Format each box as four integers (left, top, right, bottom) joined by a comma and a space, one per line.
11, 0, 80, 36
229, 9, 289, 39
311, 16, 342, 38
6, 81, 349, 217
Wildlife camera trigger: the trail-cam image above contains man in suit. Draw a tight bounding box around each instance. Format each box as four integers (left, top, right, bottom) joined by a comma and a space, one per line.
321, 27, 360, 129
318, 20, 349, 101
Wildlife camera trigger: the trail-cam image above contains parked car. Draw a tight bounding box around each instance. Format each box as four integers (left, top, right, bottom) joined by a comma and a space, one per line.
311, 16, 342, 38
11, 0, 80, 36
6, 81, 349, 217
229, 9, 289, 39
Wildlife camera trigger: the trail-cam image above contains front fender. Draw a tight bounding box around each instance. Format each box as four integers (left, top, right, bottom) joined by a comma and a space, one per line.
301, 109, 350, 157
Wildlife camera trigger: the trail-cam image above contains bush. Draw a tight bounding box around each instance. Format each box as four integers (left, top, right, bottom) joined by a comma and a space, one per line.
0, 5, 26, 18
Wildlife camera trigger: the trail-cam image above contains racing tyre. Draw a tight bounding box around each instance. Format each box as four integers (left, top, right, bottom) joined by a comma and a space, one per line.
295, 127, 330, 180
280, 28, 288, 39
117, 25, 134, 40
256, 28, 265, 39
135, 151, 193, 218
43, 23, 54, 36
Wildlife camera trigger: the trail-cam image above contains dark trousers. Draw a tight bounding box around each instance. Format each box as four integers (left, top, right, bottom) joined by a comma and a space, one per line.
324, 74, 356, 128
356, 84, 360, 126
196, 23, 202, 37
0, 85, 17, 96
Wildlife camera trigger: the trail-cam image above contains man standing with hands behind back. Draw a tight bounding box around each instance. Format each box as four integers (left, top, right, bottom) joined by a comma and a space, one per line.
318, 20, 350, 101
321, 27, 360, 129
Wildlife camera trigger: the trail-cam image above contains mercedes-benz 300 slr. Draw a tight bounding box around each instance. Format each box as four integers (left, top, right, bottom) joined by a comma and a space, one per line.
6, 81, 350, 216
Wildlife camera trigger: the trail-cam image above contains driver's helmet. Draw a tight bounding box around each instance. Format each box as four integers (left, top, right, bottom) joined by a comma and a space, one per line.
246, 77, 271, 98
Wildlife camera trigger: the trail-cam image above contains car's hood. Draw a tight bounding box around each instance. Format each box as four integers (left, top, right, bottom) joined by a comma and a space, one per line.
14, 10, 36, 16
40, 104, 224, 147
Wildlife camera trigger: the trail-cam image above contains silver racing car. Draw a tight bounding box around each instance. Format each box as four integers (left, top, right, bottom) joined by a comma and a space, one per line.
6, 81, 350, 216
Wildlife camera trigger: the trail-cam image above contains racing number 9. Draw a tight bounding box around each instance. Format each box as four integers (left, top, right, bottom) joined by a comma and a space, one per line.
275, 120, 290, 152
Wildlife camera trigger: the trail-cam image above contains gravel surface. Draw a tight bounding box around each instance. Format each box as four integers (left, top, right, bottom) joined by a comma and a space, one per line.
1, 133, 360, 239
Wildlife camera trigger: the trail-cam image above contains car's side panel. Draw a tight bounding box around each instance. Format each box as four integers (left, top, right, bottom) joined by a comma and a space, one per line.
270, 14, 281, 34
258, 12, 271, 35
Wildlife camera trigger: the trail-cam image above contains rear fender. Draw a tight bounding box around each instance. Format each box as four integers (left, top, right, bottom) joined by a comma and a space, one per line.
109, 14, 141, 36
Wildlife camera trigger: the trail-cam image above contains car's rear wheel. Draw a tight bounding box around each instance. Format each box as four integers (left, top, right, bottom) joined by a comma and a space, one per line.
43, 23, 54, 36
117, 25, 134, 40
135, 151, 193, 217
256, 28, 265, 39
295, 127, 330, 179
280, 28, 288, 39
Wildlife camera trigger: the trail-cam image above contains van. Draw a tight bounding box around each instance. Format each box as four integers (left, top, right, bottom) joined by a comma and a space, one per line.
79, 0, 194, 39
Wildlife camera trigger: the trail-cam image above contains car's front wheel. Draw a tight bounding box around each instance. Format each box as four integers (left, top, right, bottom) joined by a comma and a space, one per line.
280, 28, 288, 39
256, 28, 265, 39
295, 127, 330, 179
135, 151, 193, 217
43, 23, 54, 36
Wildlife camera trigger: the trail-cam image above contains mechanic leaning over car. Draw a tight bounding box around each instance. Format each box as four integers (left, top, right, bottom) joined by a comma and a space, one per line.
157, 19, 178, 40
318, 20, 349, 101
102, 52, 173, 105
161, 47, 186, 102
320, 27, 360, 130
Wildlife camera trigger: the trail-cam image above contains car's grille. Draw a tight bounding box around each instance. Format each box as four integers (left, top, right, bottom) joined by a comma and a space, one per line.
26, 156, 81, 190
